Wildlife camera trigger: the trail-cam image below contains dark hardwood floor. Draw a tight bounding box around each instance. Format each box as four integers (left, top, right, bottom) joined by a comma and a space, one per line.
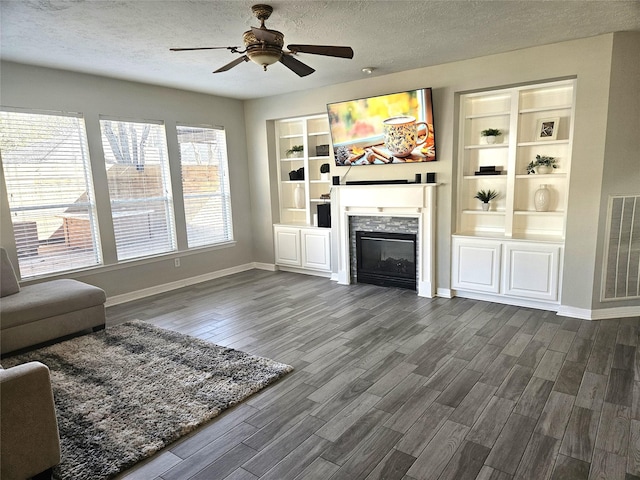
107, 269, 640, 480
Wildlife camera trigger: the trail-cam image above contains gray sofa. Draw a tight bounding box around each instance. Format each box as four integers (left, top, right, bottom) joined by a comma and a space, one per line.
0, 361, 61, 480
0, 248, 106, 355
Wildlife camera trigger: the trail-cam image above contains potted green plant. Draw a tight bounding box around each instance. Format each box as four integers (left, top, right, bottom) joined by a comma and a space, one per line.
474, 189, 499, 211
480, 128, 502, 144
527, 154, 558, 174
286, 145, 304, 158
320, 163, 330, 181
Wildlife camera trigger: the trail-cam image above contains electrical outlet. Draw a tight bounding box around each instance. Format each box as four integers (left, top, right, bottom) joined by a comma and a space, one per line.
174, 258, 180, 267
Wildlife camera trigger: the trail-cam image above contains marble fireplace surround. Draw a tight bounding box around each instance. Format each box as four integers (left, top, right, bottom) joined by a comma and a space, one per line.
333, 184, 437, 297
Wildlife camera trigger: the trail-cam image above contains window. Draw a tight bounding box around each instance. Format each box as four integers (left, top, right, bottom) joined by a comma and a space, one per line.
176, 125, 233, 247
0, 109, 102, 278
99, 118, 176, 260
1, 112, 234, 279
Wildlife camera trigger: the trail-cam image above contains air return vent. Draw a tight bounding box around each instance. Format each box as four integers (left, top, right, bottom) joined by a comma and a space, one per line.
602, 195, 640, 301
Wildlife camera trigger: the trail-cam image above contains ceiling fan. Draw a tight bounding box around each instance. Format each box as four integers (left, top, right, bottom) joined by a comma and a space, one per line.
170, 4, 354, 77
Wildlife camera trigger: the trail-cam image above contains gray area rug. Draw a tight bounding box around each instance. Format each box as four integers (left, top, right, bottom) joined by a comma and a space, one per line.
3, 320, 293, 480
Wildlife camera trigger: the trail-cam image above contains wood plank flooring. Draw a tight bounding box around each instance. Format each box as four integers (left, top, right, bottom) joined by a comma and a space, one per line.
106, 270, 640, 480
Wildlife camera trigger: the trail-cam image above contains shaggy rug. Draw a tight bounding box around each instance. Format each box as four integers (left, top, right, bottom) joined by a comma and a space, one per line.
2, 320, 293, 480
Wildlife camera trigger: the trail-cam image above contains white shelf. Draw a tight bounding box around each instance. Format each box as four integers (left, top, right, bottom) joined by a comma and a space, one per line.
514, 210, 565, 215
519, 104, 572, 114
463, 175, 508, 180
465, 143, 509, 150
462, 209, 506, 215
515, 173, 567, 179
465, 111, 511, 119
454, 231, 564, 243
517, 140, 570, 147
280, 134, 304, 139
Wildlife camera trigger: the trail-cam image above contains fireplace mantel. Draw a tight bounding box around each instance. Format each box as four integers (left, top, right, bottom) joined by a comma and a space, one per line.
333, 184, 437, 297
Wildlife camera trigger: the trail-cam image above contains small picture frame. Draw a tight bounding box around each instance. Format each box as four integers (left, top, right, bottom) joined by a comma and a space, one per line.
535, 117, 559, 141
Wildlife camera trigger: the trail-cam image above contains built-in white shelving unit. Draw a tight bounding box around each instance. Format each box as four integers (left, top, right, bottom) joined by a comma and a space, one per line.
274, 114, 333, 275
453, 79, 576, 307
275, 114, 332, 225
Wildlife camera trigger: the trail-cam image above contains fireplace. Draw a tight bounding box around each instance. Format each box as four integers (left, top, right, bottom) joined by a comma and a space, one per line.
333, 184, 437, 298
356, 231, 417, 290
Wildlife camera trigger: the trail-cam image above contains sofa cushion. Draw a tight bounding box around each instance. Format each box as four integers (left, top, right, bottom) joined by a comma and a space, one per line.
0, 279, 106, 329
0, 248, 20, 298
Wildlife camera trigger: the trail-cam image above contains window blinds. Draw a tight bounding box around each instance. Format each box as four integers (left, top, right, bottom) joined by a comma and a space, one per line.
99, 118, 176, 260
176, 125, 233, 248
0, 109, 102, 278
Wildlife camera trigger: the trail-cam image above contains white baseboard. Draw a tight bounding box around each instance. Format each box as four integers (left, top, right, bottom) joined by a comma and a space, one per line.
275, 265, 332, 278
557, 305, 640, 320
452, 290, 561, 313
453, 289, 640, 320
437, 288, 453, 298
253, 262, 278, 271
106, 263, 258, 307
417, 281, 435, 299
107, 267, 639, 321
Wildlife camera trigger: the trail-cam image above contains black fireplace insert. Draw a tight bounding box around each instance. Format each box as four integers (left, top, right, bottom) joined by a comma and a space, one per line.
356, 231, 417, 290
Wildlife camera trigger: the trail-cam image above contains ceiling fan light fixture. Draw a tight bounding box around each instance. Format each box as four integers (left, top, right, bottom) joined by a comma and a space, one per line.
243, 26, 283, 71
246, 46, 282, 71
249, 53, 281, 70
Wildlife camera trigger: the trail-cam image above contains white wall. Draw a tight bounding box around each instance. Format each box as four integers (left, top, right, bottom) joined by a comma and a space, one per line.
0, 62, 253, 298
244, 33, 627, 313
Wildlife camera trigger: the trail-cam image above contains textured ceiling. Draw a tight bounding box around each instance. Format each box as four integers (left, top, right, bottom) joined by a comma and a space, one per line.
1, 0, 639, 100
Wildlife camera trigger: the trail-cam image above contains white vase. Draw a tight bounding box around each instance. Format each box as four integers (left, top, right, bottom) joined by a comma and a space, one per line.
537, 165, 551, 174
320, 172, 330, 182
294, 184, 305, 209
485, 135, 496, 144
481, 202, 490, 211
534, 184, 550, 212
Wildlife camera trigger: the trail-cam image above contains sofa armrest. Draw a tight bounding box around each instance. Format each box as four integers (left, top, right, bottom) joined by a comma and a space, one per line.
0, 361, 61, 480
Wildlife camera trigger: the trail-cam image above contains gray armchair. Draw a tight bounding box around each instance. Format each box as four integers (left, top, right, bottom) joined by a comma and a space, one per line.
0, 361, 61, 480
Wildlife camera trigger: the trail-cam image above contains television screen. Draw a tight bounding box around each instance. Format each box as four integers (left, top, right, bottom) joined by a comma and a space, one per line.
326, 88, 436, 166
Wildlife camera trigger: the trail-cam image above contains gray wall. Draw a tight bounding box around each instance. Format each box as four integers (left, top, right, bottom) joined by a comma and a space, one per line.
592, 32, 640, 310
1, 32, 637, 315
0, 62, 253, 298
244, 33, 637, 314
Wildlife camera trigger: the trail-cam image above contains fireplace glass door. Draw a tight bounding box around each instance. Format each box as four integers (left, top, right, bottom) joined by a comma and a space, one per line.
356, 231, 417, 290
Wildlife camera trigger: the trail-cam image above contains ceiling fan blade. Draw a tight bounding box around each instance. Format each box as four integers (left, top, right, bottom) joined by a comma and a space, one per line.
170, 47, 237, 52
213, 55, 249, 73
279, 55, 315, 77
287, 45, 354, 59
251, 27, 280, 44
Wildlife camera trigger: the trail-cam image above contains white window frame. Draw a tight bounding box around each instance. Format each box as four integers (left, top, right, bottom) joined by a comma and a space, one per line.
0, 107, 102, 278
99, 116, 177, 261
176, 124, 234, 248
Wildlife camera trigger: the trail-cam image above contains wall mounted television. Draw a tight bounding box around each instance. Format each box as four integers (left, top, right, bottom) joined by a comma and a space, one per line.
326, 88, 436, 166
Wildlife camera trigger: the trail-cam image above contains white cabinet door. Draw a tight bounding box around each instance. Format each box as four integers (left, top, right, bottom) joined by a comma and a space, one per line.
301, 228, 331, 272
274, 226, 301, 267
503, 243, 560, 301
452, 238, 501, 293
